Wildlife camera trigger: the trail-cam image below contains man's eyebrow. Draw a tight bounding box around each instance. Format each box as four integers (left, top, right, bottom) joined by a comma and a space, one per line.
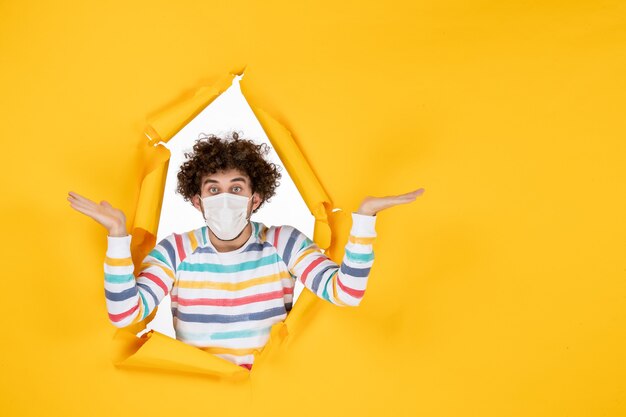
202, 177, 248, 185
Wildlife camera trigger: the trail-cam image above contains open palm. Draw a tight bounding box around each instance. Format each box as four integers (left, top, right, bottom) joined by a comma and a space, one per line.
67, 191, 128, 236
358, 188, 425, 216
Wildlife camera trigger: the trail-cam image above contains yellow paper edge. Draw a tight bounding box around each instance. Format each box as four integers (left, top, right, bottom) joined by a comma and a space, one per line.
112, 67, 335, 379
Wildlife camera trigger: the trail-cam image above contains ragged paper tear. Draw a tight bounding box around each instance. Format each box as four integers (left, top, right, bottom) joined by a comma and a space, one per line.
111, 67, 337, 377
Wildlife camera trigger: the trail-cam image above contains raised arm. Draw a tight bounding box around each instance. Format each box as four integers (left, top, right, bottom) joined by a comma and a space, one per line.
269, 187, 425, 306
272, 213, 377, 306
104, 234, 178, 327
67, 191, 178, 327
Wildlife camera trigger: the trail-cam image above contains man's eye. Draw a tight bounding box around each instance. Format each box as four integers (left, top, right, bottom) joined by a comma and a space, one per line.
209, 187, 218, 193
233, 186, 242, 192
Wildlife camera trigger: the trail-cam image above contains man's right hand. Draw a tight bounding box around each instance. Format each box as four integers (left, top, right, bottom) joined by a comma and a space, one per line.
67, 191, 128, 237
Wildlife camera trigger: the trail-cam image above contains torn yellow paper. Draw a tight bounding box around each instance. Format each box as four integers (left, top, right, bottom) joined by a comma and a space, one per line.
129, 143, 170, 266
4, 3, 626, 416
111, 71, 337, 378
112, 329, 249, 379
144, 70, 245, 146
241, 102, 333, 250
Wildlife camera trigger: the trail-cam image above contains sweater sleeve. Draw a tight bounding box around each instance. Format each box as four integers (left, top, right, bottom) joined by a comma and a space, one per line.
273, 212, 377, 307
103, 234, 178, 328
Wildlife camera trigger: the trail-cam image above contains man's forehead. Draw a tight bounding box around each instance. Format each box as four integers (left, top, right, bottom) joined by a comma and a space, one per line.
201, 169, 250, 184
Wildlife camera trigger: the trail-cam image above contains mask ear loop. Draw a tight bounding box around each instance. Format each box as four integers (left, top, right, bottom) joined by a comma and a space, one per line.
197, 194, 208, 221
245, 195, 254, 222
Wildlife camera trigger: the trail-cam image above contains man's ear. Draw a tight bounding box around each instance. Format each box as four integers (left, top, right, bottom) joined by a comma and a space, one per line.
252, 193, 262, 212
191, 194, 203, 213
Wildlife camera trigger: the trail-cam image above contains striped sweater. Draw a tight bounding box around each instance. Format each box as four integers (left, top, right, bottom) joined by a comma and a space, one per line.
104, 212, 377, 369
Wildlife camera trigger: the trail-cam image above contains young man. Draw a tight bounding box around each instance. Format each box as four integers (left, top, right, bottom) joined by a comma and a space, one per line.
68, 132, 424, 370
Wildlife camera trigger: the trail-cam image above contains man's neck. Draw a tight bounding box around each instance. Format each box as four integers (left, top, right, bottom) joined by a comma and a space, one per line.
208, 222, 253, 253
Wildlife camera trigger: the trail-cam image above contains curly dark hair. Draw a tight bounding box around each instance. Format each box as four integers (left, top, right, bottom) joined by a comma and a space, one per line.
176, 131, 282, 214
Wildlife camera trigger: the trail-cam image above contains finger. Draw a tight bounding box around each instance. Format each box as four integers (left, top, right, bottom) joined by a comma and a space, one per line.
392, 189, 425, 201
379, 188, 424, 200
100, 201, 123, 218
399, 188, 425, 197
390, 194, 418, 203
68, 201, 98, 217
385, 191, 424, 206
68, 197, 103, 215
68, 196, 99, 211
68, 198, 97, 213
68, 191, 97, 205
68, 191, 88, 201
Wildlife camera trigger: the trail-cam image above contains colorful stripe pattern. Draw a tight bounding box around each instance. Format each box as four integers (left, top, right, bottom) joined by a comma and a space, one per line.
103, 212, 377, 369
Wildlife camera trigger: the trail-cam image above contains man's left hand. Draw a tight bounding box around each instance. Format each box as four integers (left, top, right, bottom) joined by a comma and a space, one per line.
357, 188, 425, 216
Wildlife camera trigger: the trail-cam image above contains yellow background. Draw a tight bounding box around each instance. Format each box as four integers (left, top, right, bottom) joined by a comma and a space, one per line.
1, 1, 625, 416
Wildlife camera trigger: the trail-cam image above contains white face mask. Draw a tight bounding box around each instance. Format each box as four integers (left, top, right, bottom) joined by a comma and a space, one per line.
201, 193, 253, 241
